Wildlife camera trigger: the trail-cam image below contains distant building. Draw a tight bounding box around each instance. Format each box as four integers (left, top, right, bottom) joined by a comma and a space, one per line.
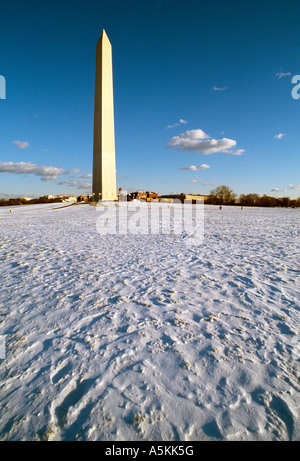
63, 196, 77, 203
126, 191, 207, 203
146, 191, 159, 200
181, 194, 207, 203
127, 191, 158, 201
77, 195, 88, 202
128, 191, 147, 201
159, 197, 174, 203
158, 194, 208, 203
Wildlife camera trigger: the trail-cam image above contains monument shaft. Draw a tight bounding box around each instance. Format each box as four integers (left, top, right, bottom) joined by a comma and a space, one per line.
93, 30, 117, 201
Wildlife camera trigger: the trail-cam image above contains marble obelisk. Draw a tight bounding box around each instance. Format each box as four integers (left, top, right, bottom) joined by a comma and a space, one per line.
93, 30, 117, 201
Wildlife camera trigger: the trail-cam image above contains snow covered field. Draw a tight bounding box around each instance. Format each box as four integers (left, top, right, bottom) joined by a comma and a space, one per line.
0, 202, 299, 441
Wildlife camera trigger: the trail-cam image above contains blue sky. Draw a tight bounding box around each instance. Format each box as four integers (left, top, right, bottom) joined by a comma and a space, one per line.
0, 0, 299, 198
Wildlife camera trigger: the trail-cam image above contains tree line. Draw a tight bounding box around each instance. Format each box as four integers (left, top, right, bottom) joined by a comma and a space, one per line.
0, 197, 62, 207
207, 185, 300, 207
1, 186, 299, 208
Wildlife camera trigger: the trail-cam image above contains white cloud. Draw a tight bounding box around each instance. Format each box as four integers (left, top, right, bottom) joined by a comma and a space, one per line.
58, 179, 91, 190
275, 71, 291, 79
271, 187, 286, 192
167, 129, 244, 155
272, 184, 300, 192
213, 86, 228, 91
13, 140, 29, 149
169, 129, 209, 146
179, 164, 210, 170
167, 118, 188, 129
274, 133, 285, 139
77, 173, 92, 178
70, 168, 81, 174
189, 179, 200, 183
0, 161, 65, 181
287, 184, 300, 190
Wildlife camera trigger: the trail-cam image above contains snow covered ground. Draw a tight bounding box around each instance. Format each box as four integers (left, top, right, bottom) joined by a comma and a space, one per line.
0, 202, 299, 441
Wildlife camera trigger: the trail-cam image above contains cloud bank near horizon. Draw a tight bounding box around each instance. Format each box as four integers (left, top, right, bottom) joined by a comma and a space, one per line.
0, 161, 65, 182
0, 161, 93, 193
58, 179, 92, 189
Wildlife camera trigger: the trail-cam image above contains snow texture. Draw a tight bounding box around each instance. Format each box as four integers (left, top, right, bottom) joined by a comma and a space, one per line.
0, 202, 299, 441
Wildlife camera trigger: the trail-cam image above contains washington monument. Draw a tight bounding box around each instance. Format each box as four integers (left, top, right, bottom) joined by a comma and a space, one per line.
93, 30, 117, 201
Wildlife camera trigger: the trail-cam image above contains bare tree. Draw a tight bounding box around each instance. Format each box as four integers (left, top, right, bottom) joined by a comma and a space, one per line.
209, 185, 237, 205
239, 193, 260, 206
